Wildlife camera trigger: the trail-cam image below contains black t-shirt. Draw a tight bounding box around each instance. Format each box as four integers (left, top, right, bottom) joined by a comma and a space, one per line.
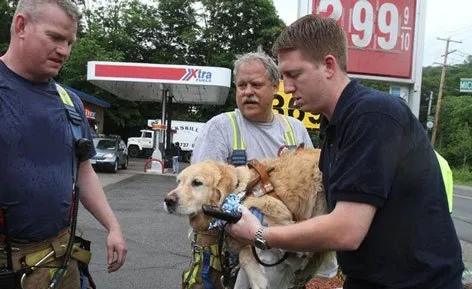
319, 80, 464, 288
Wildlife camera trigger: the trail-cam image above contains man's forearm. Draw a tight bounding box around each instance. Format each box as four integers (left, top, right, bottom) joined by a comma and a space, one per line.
77, 161, 121, 232
265, 202, 376, 252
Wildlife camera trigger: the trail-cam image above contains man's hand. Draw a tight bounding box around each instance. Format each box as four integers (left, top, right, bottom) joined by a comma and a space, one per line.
226, 206, 262, 246
106, 228, 127, 273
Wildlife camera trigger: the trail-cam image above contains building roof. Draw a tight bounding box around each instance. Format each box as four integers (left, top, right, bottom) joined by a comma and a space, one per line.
65, 86, 111, 108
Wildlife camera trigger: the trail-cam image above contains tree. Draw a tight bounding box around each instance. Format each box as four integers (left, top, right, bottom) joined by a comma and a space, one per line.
0, 0, 17, 53
193, 0, 286, 119
437, 96, 472, 169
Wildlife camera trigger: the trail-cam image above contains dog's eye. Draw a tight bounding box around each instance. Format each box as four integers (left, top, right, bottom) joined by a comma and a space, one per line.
191, 179, 203, 186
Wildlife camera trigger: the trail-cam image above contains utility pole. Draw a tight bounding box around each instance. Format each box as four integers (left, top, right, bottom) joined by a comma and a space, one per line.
431, 37, 462, 146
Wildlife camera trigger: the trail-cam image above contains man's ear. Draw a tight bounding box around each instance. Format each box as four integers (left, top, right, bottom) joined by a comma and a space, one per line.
324, 55, 337, 79
272, 80, 280, 95
14, 14, 28, 39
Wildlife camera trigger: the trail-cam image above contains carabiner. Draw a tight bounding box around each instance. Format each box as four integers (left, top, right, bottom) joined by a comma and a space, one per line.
20, 250, 56, 289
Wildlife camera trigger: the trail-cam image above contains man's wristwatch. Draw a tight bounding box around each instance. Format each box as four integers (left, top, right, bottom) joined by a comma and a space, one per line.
254, 226, 269, 250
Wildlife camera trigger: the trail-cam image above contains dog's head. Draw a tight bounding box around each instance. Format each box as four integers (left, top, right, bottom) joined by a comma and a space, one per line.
164, 160, 249, 218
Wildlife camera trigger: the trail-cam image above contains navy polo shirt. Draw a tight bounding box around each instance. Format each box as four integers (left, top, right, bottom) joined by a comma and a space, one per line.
319, 80, 463, 288
0, 61, 95, 241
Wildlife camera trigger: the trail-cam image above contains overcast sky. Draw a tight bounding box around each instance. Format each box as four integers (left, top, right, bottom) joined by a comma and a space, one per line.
273, 0, 472, 67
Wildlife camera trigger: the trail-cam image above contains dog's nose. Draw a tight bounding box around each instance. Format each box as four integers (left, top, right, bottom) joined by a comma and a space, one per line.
164, 194, 178, 211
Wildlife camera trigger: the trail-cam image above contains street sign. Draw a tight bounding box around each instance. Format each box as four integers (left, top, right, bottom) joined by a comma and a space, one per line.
460, 78, 472, 93
426, 116, 434, 130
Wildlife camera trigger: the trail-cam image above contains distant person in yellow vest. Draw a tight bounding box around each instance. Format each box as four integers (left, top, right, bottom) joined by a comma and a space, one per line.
435, 151, 454, 213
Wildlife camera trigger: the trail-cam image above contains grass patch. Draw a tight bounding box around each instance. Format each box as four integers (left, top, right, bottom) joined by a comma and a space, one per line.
453, 168, 472, 187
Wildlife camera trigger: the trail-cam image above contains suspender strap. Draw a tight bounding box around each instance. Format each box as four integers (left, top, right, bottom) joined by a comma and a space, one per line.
226, 112, 299, 165
55, 83, 83, 184
276, 114, 296, 148
226, 112, 247, 166
226, 112, 245, 150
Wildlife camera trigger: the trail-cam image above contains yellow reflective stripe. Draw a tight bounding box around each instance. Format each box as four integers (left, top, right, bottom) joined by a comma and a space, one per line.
209, 244, 221, 271
226, 112, 246, 150
277, 115, 296, 146
435, 151, 454, 213
183, 252, 201, 287
55, 83, 74, 107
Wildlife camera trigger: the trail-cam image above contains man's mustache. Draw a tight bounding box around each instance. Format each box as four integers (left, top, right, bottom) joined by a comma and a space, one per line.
242, 96, 259, 104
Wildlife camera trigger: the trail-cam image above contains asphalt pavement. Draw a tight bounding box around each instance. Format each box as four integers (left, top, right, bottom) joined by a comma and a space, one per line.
80, 158, 472, 288
79, 159, 191, 289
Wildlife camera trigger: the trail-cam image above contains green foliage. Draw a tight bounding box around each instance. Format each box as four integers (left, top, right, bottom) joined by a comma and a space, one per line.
0, 0, 17, 53
435, 96, 472, 169
452, 168, 472, 187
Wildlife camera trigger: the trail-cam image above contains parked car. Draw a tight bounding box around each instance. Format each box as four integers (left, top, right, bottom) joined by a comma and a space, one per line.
91, 136, 128, 173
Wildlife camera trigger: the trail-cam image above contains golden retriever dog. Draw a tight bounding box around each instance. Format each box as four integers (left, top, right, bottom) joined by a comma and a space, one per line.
164, 148, 334, 289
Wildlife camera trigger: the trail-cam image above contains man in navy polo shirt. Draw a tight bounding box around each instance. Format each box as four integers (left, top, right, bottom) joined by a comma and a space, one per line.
227, 14, 464, 289
0, 1, 127, 288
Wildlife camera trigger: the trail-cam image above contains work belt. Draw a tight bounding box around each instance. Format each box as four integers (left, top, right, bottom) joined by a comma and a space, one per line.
0, 228, 91, 274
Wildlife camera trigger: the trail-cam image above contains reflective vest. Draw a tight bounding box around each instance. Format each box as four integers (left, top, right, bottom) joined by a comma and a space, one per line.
225, 112, 297, 166
435, 151, 454, 213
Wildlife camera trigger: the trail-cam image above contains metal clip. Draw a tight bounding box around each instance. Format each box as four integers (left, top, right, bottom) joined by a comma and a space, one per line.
253, 188, 264, 198
20, 250, 55, 289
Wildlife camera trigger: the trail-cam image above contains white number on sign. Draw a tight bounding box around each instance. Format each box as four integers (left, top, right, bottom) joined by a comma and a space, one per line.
318, 0, 343, 21
377, 3, 399, 50
403, 6, 410, 25
351, 0, 374, 48
316, 1, 409, 52
401, 32, 410, 51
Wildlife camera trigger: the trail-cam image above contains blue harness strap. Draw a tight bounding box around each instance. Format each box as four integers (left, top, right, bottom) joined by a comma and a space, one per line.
55, 83, 83, 184
201, 250, 215, 289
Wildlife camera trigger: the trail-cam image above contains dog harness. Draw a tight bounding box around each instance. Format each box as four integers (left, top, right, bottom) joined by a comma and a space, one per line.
225, 112, 297, 166
182, 230, 222, 289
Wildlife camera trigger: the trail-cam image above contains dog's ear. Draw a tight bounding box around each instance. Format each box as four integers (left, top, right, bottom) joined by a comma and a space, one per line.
234, 165, 250, 193
213, 163, 236, 205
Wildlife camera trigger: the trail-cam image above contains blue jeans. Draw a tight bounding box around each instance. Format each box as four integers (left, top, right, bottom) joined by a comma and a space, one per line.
172, 156, 179, 174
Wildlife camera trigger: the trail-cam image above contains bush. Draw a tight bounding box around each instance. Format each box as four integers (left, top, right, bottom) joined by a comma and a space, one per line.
452, 167, 472, 186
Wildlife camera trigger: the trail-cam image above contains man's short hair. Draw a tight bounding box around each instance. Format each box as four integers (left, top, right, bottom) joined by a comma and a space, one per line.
233, 52, 280, 86
272, 14, 348, 72
15, 0, 81, 22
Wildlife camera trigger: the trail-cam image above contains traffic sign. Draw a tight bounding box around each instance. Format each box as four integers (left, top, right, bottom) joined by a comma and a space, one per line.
426, 116, 434, 130
460, 78, 472, 93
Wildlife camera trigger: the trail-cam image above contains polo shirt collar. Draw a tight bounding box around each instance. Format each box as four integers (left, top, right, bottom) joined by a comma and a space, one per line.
320, 80, 359, 141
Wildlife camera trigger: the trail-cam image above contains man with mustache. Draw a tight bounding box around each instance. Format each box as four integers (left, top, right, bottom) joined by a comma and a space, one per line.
0, 1, 127, 288
227, 14, 464, 289
191, 51, 337, 289
192, 51, 313, 164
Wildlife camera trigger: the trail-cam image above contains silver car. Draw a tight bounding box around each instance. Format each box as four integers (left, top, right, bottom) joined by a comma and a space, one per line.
91, 137, 129, 173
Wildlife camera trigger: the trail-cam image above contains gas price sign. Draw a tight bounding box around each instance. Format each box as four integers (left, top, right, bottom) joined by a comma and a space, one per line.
311, 0, 417, 80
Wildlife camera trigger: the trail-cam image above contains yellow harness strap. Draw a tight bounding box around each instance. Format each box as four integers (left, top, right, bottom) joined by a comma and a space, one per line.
25, 244, 91, 267
182, 244, 221, 287
276, 114, 296, 147
226, 112, 246, 150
